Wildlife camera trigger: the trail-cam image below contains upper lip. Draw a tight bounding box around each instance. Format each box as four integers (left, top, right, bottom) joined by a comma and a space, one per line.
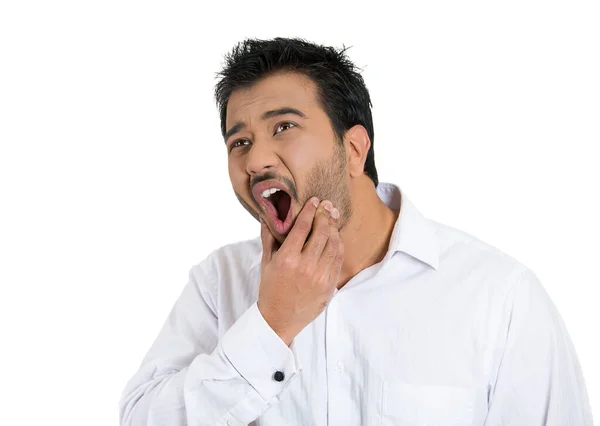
251, 180, 291, 208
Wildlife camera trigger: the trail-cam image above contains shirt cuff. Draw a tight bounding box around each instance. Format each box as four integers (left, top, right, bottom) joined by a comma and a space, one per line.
221, 301, 302, 403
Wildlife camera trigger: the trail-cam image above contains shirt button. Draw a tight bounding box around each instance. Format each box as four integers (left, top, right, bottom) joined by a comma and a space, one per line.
273, 371, 285, 382
334, 362, 344, 373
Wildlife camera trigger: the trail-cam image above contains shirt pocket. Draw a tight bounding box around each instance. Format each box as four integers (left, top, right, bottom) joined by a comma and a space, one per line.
381, 381, 475, 426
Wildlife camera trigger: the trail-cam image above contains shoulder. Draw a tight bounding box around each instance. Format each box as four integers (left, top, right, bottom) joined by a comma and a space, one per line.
430, 218, 532, 291
430, 220, 561, 341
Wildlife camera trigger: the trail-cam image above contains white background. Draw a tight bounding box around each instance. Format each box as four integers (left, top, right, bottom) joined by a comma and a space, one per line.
0, 1, 598, 424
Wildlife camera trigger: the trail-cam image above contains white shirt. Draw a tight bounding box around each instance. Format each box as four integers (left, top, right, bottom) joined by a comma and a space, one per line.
119, 182, 593, 426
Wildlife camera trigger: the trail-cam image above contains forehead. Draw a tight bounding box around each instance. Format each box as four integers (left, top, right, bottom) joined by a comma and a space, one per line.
226, 72, 321, 124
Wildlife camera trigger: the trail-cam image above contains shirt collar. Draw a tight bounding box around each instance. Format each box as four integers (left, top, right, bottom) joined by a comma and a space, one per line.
251, 182, 440, 271
377, 182, 439, 270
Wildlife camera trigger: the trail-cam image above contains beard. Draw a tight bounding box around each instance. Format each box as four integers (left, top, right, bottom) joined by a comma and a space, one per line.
235, 143, 353, 241
299, 143, 353, 231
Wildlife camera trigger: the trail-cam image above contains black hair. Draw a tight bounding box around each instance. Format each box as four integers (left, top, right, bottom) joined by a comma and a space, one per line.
214, 37, 378, 187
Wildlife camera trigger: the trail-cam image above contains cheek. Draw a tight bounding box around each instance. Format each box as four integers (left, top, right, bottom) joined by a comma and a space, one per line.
291, 131, 333, 160
227, 157, 237, 177
228, 159, 246, 187
285, 136, 333, 178
284, 141, 316, 175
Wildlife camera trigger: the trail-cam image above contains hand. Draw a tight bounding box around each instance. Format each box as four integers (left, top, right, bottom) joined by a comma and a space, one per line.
257, 198, 345, 346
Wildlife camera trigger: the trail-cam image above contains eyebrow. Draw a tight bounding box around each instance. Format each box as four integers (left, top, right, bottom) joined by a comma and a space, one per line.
224, 107, 306, 143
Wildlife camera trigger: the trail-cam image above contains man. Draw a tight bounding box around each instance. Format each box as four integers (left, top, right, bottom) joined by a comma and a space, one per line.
119, 38, 593, 425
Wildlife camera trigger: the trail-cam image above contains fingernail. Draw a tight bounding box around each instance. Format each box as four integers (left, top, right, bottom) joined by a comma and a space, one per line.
312, 197, 319, 208
331, 208, 339, 219
323, 201, 333, 212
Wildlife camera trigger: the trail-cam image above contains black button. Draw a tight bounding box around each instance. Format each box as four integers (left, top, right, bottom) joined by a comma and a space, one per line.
273, 371, 285, 382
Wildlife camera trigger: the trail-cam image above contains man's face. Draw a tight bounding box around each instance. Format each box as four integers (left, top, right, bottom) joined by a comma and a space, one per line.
225, 71, 352, 244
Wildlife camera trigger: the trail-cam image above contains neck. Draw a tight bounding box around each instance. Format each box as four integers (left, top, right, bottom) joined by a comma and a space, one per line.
337, 179, 399, 289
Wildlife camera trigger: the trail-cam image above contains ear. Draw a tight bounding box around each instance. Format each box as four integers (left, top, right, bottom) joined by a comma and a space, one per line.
344, 124, 371, 178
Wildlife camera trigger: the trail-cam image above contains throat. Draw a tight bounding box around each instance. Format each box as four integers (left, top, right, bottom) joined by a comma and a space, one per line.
271, 191, 291, 221
273, 191, 292, 222
340, 205, 399, 280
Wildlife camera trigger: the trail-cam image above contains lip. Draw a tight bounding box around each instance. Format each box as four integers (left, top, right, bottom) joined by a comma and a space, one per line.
251, 180, 294, 235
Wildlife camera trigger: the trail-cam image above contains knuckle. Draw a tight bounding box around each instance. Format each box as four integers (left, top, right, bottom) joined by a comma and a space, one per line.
311, 239, 324, 255
323, 246, 336, 262
334, 246, 345, 264
316, 273, 329, 288
298, 263, 313, 278
315, 221, 330, 237
296, 219, 311, 234
317, 229, 330, 240
278, 254, 296, 269
328, 231, 340, 248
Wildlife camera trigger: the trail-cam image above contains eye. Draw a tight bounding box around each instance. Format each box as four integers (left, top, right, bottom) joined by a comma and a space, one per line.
230, 139, 250, 151
274, 122, 296, 135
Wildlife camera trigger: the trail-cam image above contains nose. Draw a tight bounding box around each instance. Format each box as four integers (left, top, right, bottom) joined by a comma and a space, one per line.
245, 139, 279, 176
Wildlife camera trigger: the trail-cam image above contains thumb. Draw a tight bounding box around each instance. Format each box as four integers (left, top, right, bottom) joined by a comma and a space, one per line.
260, 218, 276, 265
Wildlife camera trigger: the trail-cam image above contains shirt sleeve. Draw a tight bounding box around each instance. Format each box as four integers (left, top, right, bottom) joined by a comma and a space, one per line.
484, 267, 594, 425
119, 263, 302, 426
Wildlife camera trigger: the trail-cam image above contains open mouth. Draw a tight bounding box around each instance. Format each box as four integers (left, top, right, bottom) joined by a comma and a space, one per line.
259, 188, 293, 235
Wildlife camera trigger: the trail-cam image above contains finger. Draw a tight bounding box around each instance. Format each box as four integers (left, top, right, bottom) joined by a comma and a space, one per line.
260, 218, 278, 266
328, 207, 340, 229
302, 200, 334, 261
279, 196, 320, 253
316, 222, 341, 272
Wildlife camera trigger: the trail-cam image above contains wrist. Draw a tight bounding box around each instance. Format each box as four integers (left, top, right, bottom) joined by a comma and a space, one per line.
257, 302, 295, 346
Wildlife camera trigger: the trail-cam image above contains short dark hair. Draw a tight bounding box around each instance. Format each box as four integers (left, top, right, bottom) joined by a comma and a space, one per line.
214, 37, 379, 187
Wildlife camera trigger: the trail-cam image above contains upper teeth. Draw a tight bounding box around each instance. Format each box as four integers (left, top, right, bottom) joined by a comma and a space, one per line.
261, 188, 281, 198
